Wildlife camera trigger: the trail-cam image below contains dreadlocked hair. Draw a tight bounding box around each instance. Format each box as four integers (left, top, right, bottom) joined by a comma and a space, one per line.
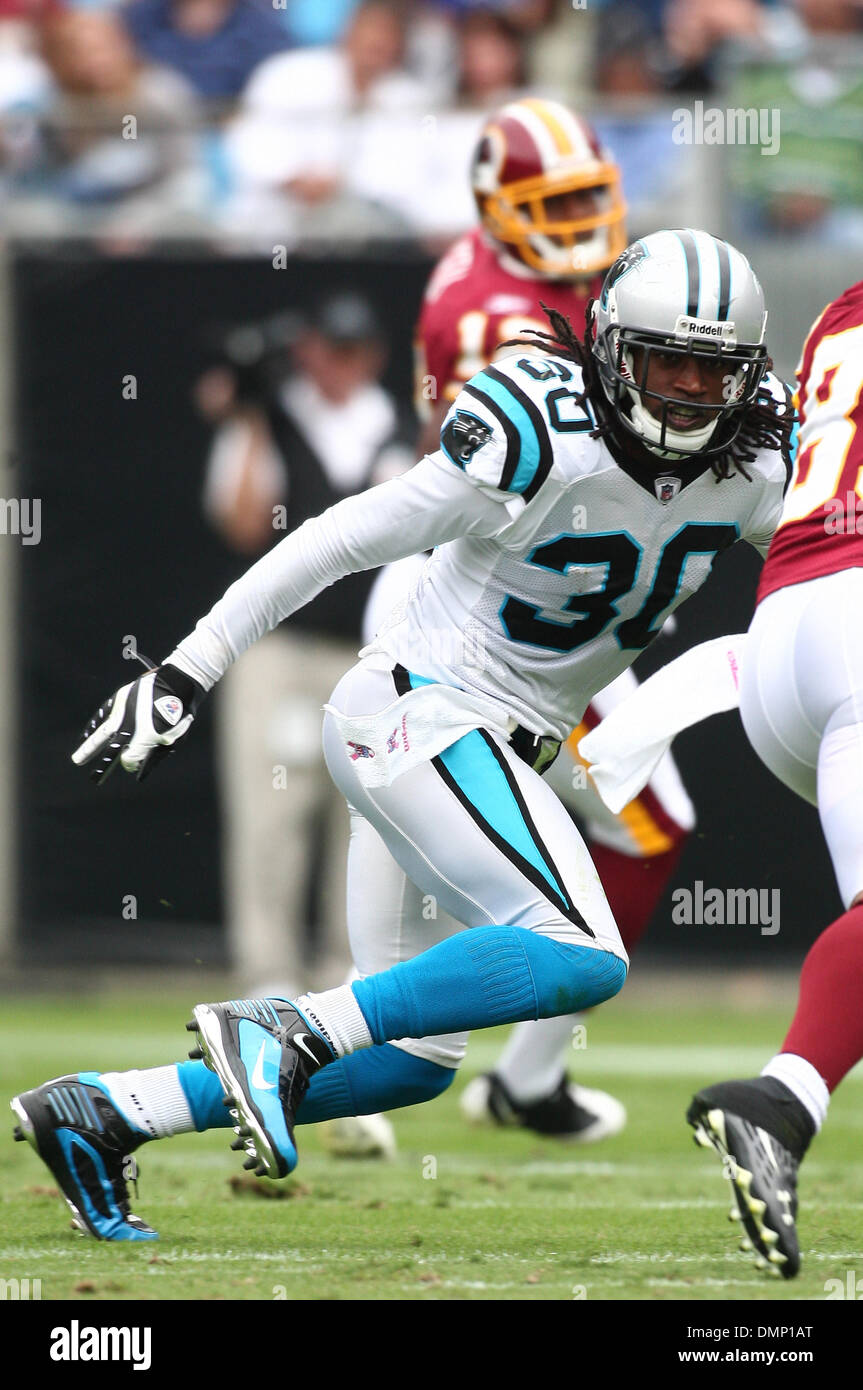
500, 302, 797, 483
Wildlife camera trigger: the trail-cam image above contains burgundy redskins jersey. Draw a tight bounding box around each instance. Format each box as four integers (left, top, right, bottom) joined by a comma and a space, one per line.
414, 227, 602, 420
757, 280, 863, 605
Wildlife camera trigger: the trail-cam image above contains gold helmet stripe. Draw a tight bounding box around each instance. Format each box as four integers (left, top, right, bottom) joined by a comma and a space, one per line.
520, 97, 595, 163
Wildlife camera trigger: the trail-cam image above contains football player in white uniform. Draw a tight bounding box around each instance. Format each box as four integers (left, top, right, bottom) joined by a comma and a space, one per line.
13, 230, 796, 1240
371, 97, 692, 1145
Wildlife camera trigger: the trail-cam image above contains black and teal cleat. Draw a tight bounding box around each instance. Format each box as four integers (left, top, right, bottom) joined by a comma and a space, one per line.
11, 1073, 155, 1241
189, 998, 333, 1179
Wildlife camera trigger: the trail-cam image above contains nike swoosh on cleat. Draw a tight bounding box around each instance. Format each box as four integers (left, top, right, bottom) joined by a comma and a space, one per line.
293, 1032, 320, 1063
251, 1043, 277, 1092
756, 1126, 779, 1171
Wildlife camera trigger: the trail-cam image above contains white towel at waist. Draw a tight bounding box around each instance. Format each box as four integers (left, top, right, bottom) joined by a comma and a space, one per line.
578, 635, 747, 814
325, 675, 515, 789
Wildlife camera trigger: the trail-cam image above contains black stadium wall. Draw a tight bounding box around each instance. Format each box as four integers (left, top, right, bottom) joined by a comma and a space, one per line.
12, 250, 838, 969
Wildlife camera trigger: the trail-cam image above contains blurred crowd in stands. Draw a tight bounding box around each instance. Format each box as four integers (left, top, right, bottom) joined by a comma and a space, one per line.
1, 0, 862, 245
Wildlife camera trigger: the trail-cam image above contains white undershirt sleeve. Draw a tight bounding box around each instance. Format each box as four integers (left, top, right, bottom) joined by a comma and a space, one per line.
165, 453, 513, 689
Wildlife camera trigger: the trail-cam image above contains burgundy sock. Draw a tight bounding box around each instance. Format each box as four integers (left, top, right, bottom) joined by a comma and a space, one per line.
590, 835, 687, 956
782, 903, 863, 1092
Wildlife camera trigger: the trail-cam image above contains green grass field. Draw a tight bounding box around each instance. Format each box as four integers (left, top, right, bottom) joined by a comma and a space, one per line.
2, 981, 862, 1302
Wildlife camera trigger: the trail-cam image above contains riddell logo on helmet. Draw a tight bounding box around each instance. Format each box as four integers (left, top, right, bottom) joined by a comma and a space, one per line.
674, 316, 736, 342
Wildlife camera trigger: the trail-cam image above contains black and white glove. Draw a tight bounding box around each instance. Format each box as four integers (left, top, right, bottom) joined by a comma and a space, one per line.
71, 660, 206, 784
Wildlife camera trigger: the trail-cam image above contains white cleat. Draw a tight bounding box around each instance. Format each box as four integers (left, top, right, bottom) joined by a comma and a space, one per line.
316, 1113, 397, 1160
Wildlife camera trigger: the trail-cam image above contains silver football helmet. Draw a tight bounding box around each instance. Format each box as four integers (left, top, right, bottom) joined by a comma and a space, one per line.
590, 229, 769, 459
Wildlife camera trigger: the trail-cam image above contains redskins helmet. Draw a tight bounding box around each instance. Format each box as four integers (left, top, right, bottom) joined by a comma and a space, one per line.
590, 229, 769, 459
470, 97, 627, 279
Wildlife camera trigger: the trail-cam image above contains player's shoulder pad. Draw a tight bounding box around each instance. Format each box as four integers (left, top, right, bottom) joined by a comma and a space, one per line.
761, 370, 792, 411
422, 232, 477, 308
439, 353, 582, 503
753, 370, 798, 494
802, 281, 863, 363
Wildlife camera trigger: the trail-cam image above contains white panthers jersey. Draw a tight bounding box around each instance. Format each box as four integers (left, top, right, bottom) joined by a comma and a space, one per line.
367, 353, 791, 741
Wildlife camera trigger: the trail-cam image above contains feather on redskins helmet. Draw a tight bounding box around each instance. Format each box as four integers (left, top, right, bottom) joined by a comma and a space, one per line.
470, 97, 627, 280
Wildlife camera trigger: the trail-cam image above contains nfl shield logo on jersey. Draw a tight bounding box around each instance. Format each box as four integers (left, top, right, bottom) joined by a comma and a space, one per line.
654, 475, 681, 505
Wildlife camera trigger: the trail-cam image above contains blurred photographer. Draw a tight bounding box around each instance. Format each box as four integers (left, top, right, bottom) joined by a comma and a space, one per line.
199, 292, 414, 992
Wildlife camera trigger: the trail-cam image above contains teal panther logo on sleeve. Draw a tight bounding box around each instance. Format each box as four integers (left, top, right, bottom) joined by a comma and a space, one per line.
442, 411, 493, 467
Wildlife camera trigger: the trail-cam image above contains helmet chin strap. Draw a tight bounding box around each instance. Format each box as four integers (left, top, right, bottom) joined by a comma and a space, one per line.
625, 390, 721, 458
617, 345, 721, 457
526, 225, 609, 277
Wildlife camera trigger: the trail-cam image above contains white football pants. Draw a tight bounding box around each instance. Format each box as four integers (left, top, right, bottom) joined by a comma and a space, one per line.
323, 660, 627, 1068
740, 568, 863, 910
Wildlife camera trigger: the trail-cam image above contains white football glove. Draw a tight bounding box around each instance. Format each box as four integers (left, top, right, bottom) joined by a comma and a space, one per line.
72, 660, 206, 784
